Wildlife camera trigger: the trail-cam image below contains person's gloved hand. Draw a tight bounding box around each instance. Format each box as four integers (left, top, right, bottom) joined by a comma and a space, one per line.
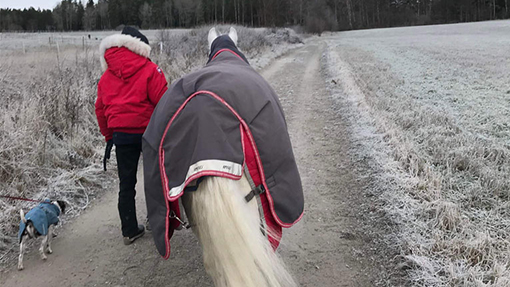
103, 140, 113, 171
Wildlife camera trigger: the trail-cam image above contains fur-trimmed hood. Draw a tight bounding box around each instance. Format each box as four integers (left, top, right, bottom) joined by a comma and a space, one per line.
100, 34, 151, 71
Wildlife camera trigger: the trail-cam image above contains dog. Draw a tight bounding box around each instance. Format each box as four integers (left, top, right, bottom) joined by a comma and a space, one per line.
18, 199, 66, 270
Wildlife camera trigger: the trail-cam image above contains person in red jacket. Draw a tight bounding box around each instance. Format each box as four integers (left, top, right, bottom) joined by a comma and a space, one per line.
95, 26, 168, 245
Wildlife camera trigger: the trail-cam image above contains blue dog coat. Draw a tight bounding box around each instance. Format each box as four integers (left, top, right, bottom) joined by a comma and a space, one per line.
18, 200, 60, 243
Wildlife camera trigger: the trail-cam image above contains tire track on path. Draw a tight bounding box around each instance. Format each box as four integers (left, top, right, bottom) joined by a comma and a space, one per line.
261, 42, 377, 286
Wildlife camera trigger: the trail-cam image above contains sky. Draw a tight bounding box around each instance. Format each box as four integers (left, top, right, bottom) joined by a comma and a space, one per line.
0, 0, 94, 10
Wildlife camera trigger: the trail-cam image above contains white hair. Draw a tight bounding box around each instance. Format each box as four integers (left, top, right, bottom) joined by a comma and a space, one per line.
182, 174, 297, 287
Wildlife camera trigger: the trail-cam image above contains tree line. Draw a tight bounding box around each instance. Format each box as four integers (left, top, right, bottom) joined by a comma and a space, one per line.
1, 0, 509, 32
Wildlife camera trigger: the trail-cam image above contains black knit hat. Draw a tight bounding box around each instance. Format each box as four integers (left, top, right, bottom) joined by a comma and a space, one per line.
121, 26, 149, 45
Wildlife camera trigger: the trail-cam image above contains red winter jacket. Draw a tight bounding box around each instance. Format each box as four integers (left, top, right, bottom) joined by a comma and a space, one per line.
95, 34, 168, 142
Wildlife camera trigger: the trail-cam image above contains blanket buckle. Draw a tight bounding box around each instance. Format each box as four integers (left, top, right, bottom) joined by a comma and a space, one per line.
169, 211, 191, 229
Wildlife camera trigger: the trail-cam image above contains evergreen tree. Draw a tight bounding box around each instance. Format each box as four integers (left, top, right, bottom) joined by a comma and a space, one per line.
1, 0, 509, 32
139, 2, 153, 29
76, 0, 85, 30
83, 0, 97, 30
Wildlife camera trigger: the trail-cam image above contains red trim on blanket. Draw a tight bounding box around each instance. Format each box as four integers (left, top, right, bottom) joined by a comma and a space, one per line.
239, 124, 246, 176
241, 128, 282, 249
211, 49, 244, 62
162, 201, 181, 260
262, 193, 282, 250
160, 150, 171, 259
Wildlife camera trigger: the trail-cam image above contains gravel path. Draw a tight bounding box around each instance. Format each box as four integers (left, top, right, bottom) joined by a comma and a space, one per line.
0, 40, 383, 287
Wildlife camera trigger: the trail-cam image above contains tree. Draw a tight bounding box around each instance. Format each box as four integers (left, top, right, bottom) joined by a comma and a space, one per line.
108, 0, 123, 28
1, 0, 510, 32
97, 0, 109, 29
175, 0, 198, 27
52, 4, 65, 30
83, 0, 96, 30
75, 0, 85, 30
305, 0, 338, 34
163, 0, 173, 27
139, 2, 153, 29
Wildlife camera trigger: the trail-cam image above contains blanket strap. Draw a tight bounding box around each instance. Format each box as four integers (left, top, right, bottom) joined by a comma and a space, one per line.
169, 211, 191, 229
245, 185, 265, 203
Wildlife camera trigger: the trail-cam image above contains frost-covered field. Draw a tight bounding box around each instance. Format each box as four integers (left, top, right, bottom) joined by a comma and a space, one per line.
0, 29, 190, 52
325, 20, 510, 286
0, 26, 303, 263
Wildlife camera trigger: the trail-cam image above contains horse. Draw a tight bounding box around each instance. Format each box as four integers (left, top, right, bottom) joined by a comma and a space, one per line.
142, 27, 304, 287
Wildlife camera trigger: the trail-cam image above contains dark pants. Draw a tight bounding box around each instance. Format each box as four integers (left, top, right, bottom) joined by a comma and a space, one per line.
115, 142, 142, 237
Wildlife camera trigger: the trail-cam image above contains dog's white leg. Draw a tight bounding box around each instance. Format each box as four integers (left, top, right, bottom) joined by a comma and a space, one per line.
18, 236, 27, 270
40, 235, 48, 260
20, 209, 27, 224
46, 225, 53, 254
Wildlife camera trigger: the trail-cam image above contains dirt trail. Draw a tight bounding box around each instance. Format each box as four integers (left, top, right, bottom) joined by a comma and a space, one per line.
262, 42, 377, 286
1, 41, 379, 287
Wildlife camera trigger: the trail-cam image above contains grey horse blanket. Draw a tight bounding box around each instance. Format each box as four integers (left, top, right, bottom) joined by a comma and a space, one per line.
143, 36, 304, 258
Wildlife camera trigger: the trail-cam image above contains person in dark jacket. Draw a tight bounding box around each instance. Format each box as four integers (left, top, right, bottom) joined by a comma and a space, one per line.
95, 26, 168, 245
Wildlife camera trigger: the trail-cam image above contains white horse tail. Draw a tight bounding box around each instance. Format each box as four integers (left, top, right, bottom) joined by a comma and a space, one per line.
183, 174, 297, 287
